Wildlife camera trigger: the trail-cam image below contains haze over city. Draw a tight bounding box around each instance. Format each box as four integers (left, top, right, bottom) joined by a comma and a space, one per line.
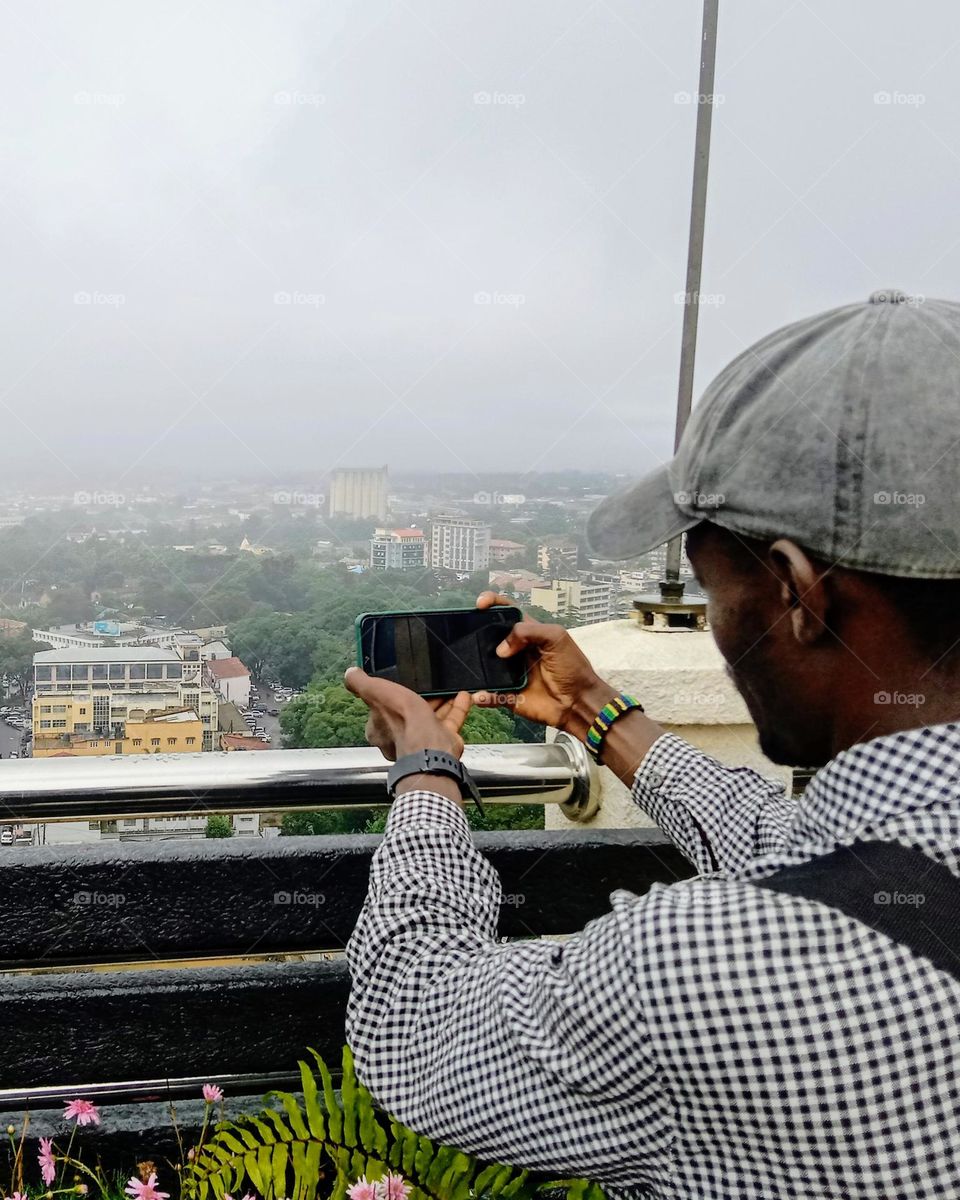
2, 1, 959, 483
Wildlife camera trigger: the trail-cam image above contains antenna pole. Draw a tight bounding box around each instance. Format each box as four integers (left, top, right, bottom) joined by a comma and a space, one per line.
662, 0, 719, 599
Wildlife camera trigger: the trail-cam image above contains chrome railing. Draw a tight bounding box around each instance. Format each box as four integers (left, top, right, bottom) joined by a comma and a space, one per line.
0, 734, 600, 823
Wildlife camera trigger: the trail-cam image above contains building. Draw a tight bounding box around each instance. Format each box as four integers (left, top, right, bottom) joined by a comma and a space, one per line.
33, 642, 218, 749
537, 537, 579, 576
33, 703, 203, 757
528, 572, 618, 626
488, 538, 526, 563
220, 732, 271, 751
430, 514, 491, 573
487, 569, 545, 598
328, 467, 388, 521
31, 619, 204, 651
201, 639, 232, 661
205, 656, 252, 709
109, 812, 260, 839
369, 528, 427, 570
0, 617, 27, 639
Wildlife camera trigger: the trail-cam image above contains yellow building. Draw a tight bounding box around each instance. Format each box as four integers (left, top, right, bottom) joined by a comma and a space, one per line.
33, 701, 202, 757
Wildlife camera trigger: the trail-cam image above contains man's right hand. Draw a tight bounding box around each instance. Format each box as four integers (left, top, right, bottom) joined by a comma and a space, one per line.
473, 591, 618, 739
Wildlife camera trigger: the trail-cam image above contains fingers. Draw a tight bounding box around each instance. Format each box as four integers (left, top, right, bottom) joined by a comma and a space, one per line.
343, 667, 409, 707
476, 590, 513, 610
438, 690, 472, 734
495, 620, 565, 658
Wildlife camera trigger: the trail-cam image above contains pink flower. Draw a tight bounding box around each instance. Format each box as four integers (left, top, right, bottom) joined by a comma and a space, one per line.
379, 1175, 412, 1200
12, 1191, 28, 1200
347, 1179, 379, 1200
201, 1084, 223, 1104
125, 1173, 170, 1200
38, 1137, 56, 1186
64, 1098, 101, 1127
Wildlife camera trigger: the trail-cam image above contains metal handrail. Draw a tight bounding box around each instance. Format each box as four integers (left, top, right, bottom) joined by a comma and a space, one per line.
0, 734, 600, 823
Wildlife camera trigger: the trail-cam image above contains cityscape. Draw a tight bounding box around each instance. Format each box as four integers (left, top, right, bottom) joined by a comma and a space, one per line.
0, 464, 694, 847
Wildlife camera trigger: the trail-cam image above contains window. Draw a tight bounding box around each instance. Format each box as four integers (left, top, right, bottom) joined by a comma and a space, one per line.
115, 742, 123, 754
132, 738, 142, 747
40, 720, 51, 729
52, 719, 67, 729
166, 664, 182, 679
72, 665, 90, 682
75, 722, 89, 732
35, 666, 52, 682
109, 664, 125, 680
146, 663, 164, 679
79, 707, 87, 715
150, 737, 160, 746
40, 705, 51, 714
92, 664, 107, 681
167, 737, 176, 745
52, 705, 66, 714
185, 736, 196, 745
55, 666, 71, 681
130, 664, 146, 680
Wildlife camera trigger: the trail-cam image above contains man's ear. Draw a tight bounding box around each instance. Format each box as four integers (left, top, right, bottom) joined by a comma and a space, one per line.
767, 539, 832, 646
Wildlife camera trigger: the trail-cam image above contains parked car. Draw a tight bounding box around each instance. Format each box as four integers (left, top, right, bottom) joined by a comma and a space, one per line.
0, 828, 14, 846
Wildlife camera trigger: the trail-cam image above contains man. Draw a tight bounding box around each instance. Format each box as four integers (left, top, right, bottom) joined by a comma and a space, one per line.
344, 291, 960, 1198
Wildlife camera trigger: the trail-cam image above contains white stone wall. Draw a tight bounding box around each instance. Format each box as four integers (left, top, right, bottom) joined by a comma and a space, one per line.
546, 620, 793, 831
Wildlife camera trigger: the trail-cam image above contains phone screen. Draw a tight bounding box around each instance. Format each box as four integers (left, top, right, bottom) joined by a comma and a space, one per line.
356, 606, 526, 696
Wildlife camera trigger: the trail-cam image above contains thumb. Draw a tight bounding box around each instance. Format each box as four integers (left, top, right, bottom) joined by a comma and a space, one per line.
343, 666, 387, 704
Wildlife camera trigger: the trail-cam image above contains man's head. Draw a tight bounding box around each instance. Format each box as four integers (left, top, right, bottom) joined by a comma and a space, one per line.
588, 292, 960, 765
682, 521, 960, 766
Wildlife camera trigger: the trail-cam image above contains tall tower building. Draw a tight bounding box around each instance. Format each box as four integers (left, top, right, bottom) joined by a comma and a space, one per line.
430, 514, 491, 573
328, 467, 388, 521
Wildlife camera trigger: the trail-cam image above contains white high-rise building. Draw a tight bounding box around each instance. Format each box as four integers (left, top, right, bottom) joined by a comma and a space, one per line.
430, 515, 491, 573
328, 467, 388, 521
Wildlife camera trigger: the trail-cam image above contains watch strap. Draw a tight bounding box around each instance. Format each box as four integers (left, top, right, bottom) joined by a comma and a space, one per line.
387, 749, 484, 816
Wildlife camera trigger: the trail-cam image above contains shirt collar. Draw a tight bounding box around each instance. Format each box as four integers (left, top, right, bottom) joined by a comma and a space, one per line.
788, 721, 960, 849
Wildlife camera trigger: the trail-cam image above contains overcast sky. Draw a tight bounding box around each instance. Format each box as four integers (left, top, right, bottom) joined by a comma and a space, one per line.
1, 1, 958, 488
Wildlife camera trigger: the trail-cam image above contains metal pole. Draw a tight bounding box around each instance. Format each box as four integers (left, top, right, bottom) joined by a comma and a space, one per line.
663, 0, 720, 594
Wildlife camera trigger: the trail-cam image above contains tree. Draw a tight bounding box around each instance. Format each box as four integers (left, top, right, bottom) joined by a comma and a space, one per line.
0, 633, 46, 703
205, 814, 233, 838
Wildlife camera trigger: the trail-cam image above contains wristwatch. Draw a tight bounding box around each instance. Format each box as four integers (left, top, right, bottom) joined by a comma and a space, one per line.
386, 748, 484, 815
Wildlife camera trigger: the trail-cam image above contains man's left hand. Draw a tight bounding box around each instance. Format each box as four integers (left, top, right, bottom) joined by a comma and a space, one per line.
344, 667, 472, 761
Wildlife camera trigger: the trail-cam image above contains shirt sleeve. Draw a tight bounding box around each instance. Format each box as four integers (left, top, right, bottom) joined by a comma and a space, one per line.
345, 790, 672, 1190
631, 733, 797, 874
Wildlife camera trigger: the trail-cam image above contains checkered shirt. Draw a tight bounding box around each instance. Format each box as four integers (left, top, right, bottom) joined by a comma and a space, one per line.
346, 722, 960, 1199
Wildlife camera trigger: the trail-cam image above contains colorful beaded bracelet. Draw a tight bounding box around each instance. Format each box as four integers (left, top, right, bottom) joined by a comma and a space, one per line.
584, 692, 644, 761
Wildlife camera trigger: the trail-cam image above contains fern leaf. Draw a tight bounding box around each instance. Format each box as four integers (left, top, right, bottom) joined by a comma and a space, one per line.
299, 1056, 328, 1140
243, 1150, 265, 1195
341, 1045, 359, 1148
271, 1088, 312, 1141
308, 1047, 343, 1144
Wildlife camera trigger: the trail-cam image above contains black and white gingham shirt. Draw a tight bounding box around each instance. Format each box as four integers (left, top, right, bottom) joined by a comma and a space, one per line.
346, 723, 960, 1198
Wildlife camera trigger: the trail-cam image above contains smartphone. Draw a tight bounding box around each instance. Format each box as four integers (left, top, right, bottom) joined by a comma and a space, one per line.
354, 606, 528, 697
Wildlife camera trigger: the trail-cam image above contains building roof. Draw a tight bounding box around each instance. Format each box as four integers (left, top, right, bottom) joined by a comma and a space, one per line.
490, 539, 525, 549
221, 733, 271, 750
207, 656, 250, 680
391, 528, 424, 538
34, 646, 179, 664
148, 709, 200, 723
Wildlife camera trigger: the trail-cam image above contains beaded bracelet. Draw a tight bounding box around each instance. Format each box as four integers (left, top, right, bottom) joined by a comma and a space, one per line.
584, 693, 644, 761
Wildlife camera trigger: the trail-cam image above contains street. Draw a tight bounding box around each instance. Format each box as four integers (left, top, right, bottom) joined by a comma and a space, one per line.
0, 716, 26, 759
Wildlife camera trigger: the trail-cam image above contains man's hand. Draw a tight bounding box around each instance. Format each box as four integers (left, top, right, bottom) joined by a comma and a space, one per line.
344, 667, 471, 762
472, 591, 616, 739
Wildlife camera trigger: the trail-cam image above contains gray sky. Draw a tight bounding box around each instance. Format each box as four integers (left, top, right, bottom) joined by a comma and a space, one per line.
1, 1, 958, 487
